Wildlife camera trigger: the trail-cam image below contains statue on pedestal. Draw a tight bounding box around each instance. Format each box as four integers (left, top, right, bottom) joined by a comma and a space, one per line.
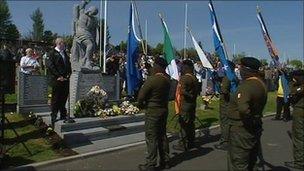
71, 0, 100, 71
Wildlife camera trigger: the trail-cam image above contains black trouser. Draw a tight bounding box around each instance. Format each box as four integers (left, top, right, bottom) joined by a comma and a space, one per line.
276, 97, 291, 119
145, 108, 170, 167
178, 105, 196, 148
51, 80, 69, 122
178, 114, 195, 148
228, 124, 262, 171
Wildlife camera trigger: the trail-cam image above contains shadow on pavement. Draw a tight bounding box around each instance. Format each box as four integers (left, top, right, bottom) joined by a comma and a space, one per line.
258, 160, 291, 171
170, 147, 214, 168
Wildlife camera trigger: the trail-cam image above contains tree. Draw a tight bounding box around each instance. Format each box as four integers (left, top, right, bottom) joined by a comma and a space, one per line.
42, 30, 57, 45
180, 48, 197, 59
62, 35, 73, 50
260, 59, 268, 66
30, 8, 44, 41
0, 0, 20, 40
289, 59, 303, 69
233, 52, 246, 63
151, 43, 163, 56
114, 41, 127, 53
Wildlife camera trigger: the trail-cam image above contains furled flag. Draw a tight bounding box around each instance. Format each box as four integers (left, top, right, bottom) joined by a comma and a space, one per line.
126, 2, 142, 96
208, 0, 238, 92
257, 6, 289, 102
188, 27, 214, 69
256, 7, 280, 65
159, 14, 179, 80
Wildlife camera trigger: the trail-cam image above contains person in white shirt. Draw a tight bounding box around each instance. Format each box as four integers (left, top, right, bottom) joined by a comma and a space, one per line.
20, 48, 40, 75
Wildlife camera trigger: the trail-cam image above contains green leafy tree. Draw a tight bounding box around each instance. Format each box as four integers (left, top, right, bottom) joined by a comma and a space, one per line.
180, 48, 197, 59
233, 52, 246, 63
62, 35, 73, 49
289, 59, 303, 69
42, 30, 58, 45
260, 59, 268, 66
151, 43, 163, 57
114, 41, 127, 53
30, 8, 44, 41
0, 0, 20, 40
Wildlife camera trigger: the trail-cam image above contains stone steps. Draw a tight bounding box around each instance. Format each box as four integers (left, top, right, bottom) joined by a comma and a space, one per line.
34, 112, 146, 154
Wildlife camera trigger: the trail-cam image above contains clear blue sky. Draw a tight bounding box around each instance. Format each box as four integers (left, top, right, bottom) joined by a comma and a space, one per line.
8, 0, 303, 61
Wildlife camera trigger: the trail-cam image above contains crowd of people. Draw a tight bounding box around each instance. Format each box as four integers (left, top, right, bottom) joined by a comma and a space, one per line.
1, 38, 303, 170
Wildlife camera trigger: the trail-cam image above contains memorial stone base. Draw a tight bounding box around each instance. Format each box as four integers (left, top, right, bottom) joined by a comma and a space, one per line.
69, 69, 120, 116
17, 72, 50, 114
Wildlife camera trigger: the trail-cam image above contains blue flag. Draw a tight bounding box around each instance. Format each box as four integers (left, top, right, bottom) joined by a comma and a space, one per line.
208, 0, 238, 92
126, 2, 141, 96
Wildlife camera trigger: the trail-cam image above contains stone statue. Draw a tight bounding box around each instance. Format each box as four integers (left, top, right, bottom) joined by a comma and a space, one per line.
71, 0, 99, 71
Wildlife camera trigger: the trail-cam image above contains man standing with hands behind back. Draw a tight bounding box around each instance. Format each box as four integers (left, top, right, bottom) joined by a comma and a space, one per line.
46, 37, 72, 127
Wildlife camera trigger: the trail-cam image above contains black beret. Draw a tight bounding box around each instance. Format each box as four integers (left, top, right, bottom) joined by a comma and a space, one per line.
240, 57, 261, 71
291, 69, 304, 77
154, 57, 168, 69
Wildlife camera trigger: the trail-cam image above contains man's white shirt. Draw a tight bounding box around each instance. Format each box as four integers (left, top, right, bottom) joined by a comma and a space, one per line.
20, 56, 40, 74
55, 47, 66, 65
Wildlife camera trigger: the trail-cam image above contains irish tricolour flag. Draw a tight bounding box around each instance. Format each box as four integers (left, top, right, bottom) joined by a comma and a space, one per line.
159, 14, 179, 80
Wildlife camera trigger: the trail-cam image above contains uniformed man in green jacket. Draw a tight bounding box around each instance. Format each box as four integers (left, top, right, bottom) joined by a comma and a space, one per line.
227, 57, 268, 171
285, 69, 304, 170
137, 57, 171, 171
215, 60, 237, 151
173, 60, 199, 151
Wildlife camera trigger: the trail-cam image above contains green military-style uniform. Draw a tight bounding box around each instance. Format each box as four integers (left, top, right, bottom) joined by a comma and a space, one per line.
227, 57, 267, 171
218, 76, 231, 146
285, 71, 304, 169
178, 72, 199, 149
137, 66, 171, 169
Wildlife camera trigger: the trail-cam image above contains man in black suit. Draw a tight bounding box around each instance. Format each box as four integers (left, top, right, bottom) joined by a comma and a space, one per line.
46, 38, 72, 127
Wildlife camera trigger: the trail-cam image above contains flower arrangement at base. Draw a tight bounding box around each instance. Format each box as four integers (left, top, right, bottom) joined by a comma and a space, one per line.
120, 101, 140, 115
74, 86, 108, 118
95, 101, 140, 118
74, 86, 140, 118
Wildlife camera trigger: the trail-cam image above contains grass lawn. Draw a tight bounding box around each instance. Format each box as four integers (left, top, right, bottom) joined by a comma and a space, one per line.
1, 113, 77, 169
166, 92, 276, 133
5, 93, 17, 104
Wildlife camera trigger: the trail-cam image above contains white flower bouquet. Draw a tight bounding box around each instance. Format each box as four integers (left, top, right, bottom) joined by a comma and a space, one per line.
74, 85, 109, 118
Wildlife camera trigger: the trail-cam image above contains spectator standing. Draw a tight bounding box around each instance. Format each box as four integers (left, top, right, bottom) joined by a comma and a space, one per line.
46, 38, 72, 127
20, 48, 40, 75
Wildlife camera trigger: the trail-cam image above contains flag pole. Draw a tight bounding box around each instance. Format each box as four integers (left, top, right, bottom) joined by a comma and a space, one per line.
133, 1, 146, 55
103, 0, 107, 73
209, 0, 230, 60
99, 0, 103, 68
145, 19, 148, 55
183, 3, 188, 59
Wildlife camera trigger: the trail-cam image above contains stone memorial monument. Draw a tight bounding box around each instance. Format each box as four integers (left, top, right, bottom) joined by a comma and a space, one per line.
17, 71, 49, 114
70, 0, 120, 116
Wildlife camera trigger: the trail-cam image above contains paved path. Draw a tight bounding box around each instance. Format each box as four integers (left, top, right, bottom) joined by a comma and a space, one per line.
34, 117, 298, 170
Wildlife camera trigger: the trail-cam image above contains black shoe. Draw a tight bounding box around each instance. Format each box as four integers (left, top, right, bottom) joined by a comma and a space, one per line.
214, 143, 228, 151
138, 164, 156, 171
283, 117, 291, 122
187, 142, 197, 150
173, 144, 187, 151
284, 161, 304, 170
63, 118, 75, 123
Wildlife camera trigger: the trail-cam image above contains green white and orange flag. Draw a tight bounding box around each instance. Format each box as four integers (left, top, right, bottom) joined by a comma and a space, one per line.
159, 14, 179, 80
